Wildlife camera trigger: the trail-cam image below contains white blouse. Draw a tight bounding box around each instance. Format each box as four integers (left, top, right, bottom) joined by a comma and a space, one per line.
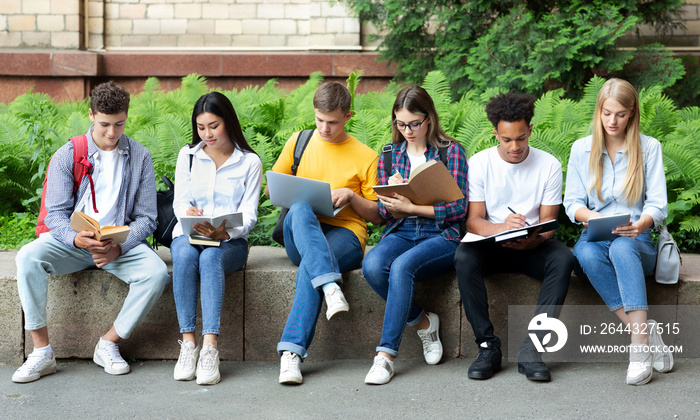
172, 142, 263, 241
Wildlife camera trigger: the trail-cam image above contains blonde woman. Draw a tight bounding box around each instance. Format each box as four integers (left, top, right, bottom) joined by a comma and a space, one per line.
563, 78, 673, 385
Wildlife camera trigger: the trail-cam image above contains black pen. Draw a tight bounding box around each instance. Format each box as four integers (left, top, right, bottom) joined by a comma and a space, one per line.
508, 207, 530, 226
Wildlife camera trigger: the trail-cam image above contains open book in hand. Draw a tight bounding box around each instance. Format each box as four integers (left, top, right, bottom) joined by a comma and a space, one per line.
70, 211, 131, 244
372, 160, 464, 218
461, 219, 560, 243
179, 213, 243, 236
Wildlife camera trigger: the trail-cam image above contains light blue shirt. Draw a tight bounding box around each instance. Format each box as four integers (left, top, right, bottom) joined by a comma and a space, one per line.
172, 142, 263, 241
563, 134, 667, 228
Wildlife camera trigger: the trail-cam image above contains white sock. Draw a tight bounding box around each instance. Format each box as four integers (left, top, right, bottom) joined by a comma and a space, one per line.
322, 282, 340, 295
33, 344, 52, 358
99, 337, 116, 347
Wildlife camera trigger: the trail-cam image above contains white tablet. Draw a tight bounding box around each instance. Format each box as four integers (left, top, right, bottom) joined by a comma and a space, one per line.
587, 213, 631, 242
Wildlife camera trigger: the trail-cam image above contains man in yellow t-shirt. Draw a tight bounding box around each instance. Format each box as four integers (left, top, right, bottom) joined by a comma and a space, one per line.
268, 82, 381, 385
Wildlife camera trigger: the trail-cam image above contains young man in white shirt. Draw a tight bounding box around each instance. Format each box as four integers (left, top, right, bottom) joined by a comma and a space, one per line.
13, 82, 169, 383
454, 92, 574, 382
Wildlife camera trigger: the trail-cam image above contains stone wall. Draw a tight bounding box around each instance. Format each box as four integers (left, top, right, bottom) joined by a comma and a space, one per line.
1, 0, 371, 50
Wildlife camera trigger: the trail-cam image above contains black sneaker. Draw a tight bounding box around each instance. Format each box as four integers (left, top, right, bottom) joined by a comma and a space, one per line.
468, 344, 502, 380
517, 348, 551, 382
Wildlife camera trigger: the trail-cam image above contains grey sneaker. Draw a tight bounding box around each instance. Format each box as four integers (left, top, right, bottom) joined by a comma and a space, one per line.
12, 351, 57, 383
196, 344, 220, 385
174, 340, 200, 381
93, 340, 130, 375
325, 287, 349, 320
626, 343, 652, 385
364, 355, 395, 385
647, 319, 674, 373
416, 312, 442, 365
279, 351, 302, 384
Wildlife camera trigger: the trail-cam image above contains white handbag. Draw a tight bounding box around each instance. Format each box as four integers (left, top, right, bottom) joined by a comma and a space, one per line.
655, 220, 682, 284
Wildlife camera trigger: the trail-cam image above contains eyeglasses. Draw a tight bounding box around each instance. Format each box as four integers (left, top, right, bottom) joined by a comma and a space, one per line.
393, 116, 427, 132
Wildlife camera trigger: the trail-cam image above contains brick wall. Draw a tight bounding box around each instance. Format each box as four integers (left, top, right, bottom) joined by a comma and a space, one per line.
1, 1, 699, 51
1, 0, 362, 50
1, 0, 82, 48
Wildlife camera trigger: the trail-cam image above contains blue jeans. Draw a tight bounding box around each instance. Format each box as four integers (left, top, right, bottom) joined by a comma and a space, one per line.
363, 218, 458, 357
573, 228, 656, 312
171, 235, 248, 335
16, 233, 170, 339
277, 202, 363, 360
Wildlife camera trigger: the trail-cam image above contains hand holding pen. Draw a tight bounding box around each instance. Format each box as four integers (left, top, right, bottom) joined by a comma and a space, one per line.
505, 206, 530, 231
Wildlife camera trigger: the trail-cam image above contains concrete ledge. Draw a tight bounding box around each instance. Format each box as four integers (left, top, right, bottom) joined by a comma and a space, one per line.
0, 247, 698, 366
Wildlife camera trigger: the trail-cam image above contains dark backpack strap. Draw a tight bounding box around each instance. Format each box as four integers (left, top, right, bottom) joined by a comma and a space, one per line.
291, 129, 314, 176
382, 143, 393, 178
438, 144, 448, 166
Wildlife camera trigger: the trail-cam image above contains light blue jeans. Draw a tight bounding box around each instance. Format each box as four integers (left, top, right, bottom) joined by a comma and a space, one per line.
16, 233, 170, 339
170, 235, 248, 335
573, 228, 656, 312
277, 202, 363, 360
362, 218, 458, 357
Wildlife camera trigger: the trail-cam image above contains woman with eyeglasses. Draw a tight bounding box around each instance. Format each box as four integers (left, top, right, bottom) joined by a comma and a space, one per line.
362, 86, 468, 385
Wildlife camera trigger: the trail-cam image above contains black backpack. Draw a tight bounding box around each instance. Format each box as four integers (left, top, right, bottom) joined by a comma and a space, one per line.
153, 154, 192, 248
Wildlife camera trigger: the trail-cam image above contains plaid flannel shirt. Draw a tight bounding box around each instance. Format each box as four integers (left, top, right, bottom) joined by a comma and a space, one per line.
43, 127, 157, 254
377, 140, 468, 242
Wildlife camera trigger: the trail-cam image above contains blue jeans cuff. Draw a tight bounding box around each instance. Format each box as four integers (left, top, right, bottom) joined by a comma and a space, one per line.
310, 272, 342, 290
624, 305, 649, 312
376, 346, 398, 357
406, 310, 426, 327
202, 329, 220, 335
277, 342, 308, 361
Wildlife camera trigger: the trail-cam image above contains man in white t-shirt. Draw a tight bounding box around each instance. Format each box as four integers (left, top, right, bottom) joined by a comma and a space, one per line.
454, 92, 573, 382
12, 82, 170, 383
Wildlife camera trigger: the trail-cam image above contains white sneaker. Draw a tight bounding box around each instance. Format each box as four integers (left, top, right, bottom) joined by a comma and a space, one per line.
417, 312, 443, 365
196, 344, 220, 385
626, 343, 652, 385
12, 351, 57, 383
364, 355, 395, 385
279, 351, 302, 384
93, 339, 130, 375
325, 287, 349, 320
174, 340, 200, 381
648, 319, 674, 373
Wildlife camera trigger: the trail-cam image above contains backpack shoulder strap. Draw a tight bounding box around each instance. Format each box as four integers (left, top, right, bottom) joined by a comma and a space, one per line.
438, 144, 448, 166
291, 129, 314, 176
70, 134, 98, 213
382, 143, 393, 178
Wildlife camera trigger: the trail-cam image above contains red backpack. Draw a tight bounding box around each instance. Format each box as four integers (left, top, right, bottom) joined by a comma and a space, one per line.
35, 135, 98, 236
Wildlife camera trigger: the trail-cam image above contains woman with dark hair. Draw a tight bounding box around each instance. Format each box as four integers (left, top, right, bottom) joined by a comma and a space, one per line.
362, 86, 468, 385
170, 92, 262, 385
564, 78, 673, 385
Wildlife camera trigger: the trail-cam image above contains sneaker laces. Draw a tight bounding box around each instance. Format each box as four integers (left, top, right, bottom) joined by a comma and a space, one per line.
369, 356, 387, 374
281, 352, 298, 373
18, 352, 48, 373
177, 340, 195, 368
101, 341, 126, 364
418, 329, 439, 353
199, 346, 217, 371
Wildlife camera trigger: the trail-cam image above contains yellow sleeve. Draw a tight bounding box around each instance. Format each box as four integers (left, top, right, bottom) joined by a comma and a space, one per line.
271, 132, 299, 175
360, 154, 379, 201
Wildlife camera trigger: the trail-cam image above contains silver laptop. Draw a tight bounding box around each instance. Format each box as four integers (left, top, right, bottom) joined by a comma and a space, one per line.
266, 171, 348, 217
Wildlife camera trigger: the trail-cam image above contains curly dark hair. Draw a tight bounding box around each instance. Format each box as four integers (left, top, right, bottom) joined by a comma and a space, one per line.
90, 81, 130, 115
485, 92, 536, 129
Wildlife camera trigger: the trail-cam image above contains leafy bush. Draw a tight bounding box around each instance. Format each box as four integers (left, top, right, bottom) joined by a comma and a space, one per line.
1, 71, 698, 252
341, 0, 686, 98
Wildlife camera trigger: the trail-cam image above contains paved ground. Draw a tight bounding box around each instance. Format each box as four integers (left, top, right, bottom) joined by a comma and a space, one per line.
1, 357, 698, 419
